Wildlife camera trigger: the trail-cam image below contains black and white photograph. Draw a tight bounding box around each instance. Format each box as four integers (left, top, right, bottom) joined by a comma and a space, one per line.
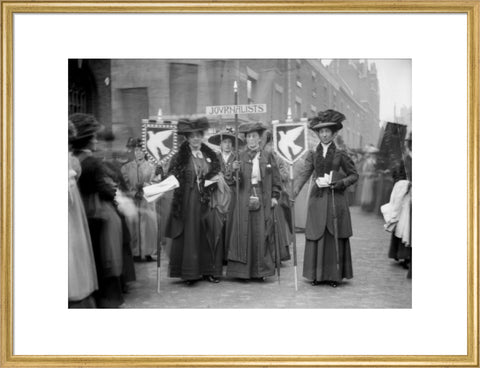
68, 58, 412, 309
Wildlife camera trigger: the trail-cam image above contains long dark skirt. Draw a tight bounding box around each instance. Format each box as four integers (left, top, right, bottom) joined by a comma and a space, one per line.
226, 209, 275, 279
388, 234, 411, 261
303, 230, 353, 282
169, 186, 223, 280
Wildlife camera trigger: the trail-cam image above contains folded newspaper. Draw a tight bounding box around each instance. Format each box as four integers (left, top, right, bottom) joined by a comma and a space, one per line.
143, 175, 180, 203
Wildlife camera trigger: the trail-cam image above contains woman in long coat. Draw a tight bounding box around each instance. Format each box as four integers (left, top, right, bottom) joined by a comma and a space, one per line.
121, 138, 159, 262
165, 118, 222, 285
294, 110, 358, 287
208, 128, 243, 263
226, 122, 282, 280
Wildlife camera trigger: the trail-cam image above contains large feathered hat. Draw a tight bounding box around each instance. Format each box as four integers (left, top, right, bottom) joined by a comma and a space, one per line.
177, 117, 210, 135
69, 113, 101, 141
309, 109, 345, 132
208, 126, 245, 146
238, 121, 267, 135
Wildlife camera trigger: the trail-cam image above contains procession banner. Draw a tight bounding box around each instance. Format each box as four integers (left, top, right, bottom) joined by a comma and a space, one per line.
141, 119, 179, 165
272, 121, 308, 165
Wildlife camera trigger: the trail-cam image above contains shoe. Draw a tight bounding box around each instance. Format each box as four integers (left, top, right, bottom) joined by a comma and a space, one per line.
203, 275, 220, 283
329, 281, 338, 288
311, 280, 321, 286
185, 280, 198, 286
133, 256, 142, 262
145, 255, 155, 262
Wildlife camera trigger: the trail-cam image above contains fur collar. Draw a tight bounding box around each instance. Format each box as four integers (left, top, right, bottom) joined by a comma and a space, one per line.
169, 141, 220, 218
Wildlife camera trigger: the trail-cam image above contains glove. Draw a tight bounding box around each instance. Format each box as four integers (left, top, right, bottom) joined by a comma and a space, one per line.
330, 180, 346, 190
134, 187, 144, 200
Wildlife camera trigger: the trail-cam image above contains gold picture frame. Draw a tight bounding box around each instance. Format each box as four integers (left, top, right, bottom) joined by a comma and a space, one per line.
1, 1, 478, 367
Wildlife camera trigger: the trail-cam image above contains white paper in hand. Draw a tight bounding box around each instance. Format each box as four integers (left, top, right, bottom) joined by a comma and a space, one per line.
315, 173, 331, 188
143, 175, 180, 203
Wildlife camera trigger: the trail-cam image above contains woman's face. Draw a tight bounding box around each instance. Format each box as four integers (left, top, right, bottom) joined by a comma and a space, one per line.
246, 131, 261, 149
317, 127, 336, 145
88, 135, 98, 152
134, 147, 144, 161
187, 131, 204, 149
220, 138, 233, 153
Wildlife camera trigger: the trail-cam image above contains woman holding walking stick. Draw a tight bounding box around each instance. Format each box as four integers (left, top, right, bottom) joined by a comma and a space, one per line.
293, 110, 358, 288
226, 122, 282, 281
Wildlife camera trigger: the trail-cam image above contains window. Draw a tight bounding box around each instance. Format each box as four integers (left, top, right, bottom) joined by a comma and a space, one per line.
169, 63, 198, 114
296, 74, 302, 89
68, 84, 87, 114
247, 77, 256, 104
274, 89, 283, 120
120, 87, 149, 137
295, 101, 302, 120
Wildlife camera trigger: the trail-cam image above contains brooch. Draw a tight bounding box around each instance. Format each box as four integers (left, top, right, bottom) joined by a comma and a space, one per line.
206, 158, 211, 163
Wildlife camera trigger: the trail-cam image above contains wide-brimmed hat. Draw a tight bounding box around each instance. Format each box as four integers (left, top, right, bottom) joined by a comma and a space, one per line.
238, 121, 267, 135
69, 113, 101, 141
309, 109, 345, 132
126, 137, 142, 149
177, 117, 210, 135
208, 127, 245, 146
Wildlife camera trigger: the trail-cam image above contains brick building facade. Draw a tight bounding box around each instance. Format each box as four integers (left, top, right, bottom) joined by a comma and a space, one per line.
68, 59, 380, 150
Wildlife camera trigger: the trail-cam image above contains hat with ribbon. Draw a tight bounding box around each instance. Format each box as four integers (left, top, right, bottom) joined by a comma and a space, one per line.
238, 121, 267, 135
309, 109, 345, 132
208, 126, 245, 146
177, 117, 210, 135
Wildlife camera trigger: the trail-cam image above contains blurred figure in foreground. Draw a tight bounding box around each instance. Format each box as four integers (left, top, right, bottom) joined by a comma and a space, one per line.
70, 113, 124, 308
381, 127, 412, 278
68, 121, 98, 308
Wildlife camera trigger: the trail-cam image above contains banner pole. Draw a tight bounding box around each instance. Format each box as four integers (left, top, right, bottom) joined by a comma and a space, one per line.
233, 81, 240, 261
290, 164, 298, 291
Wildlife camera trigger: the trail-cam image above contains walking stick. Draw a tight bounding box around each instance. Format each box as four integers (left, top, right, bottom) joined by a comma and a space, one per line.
234, 81, 240, 256
273, 207, 281, 284
156, 232, 161, 293
136, 167, 143, 261
289, 164, 298, 291
330, 171, 341, 277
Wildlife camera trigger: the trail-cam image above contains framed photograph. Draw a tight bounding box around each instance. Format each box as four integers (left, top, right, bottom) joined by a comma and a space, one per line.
1, 1, 478, 367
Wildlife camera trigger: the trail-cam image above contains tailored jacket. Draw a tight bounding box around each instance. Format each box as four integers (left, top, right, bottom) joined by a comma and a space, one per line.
227, 148, 281, 263
294, 142, 358, 241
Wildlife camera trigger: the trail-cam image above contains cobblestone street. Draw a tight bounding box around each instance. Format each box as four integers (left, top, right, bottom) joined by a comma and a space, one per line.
123, 206, 411, 308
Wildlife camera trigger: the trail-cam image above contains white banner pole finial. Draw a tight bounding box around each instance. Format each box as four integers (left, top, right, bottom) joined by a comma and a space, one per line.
287, 107, 292, 121
233, 80, 238, 93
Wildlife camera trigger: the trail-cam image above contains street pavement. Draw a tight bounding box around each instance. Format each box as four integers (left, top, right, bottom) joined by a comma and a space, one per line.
122, 206, 411, 308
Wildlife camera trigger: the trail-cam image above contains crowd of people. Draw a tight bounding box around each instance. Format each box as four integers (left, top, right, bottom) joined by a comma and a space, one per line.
68, 108, 411, 308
